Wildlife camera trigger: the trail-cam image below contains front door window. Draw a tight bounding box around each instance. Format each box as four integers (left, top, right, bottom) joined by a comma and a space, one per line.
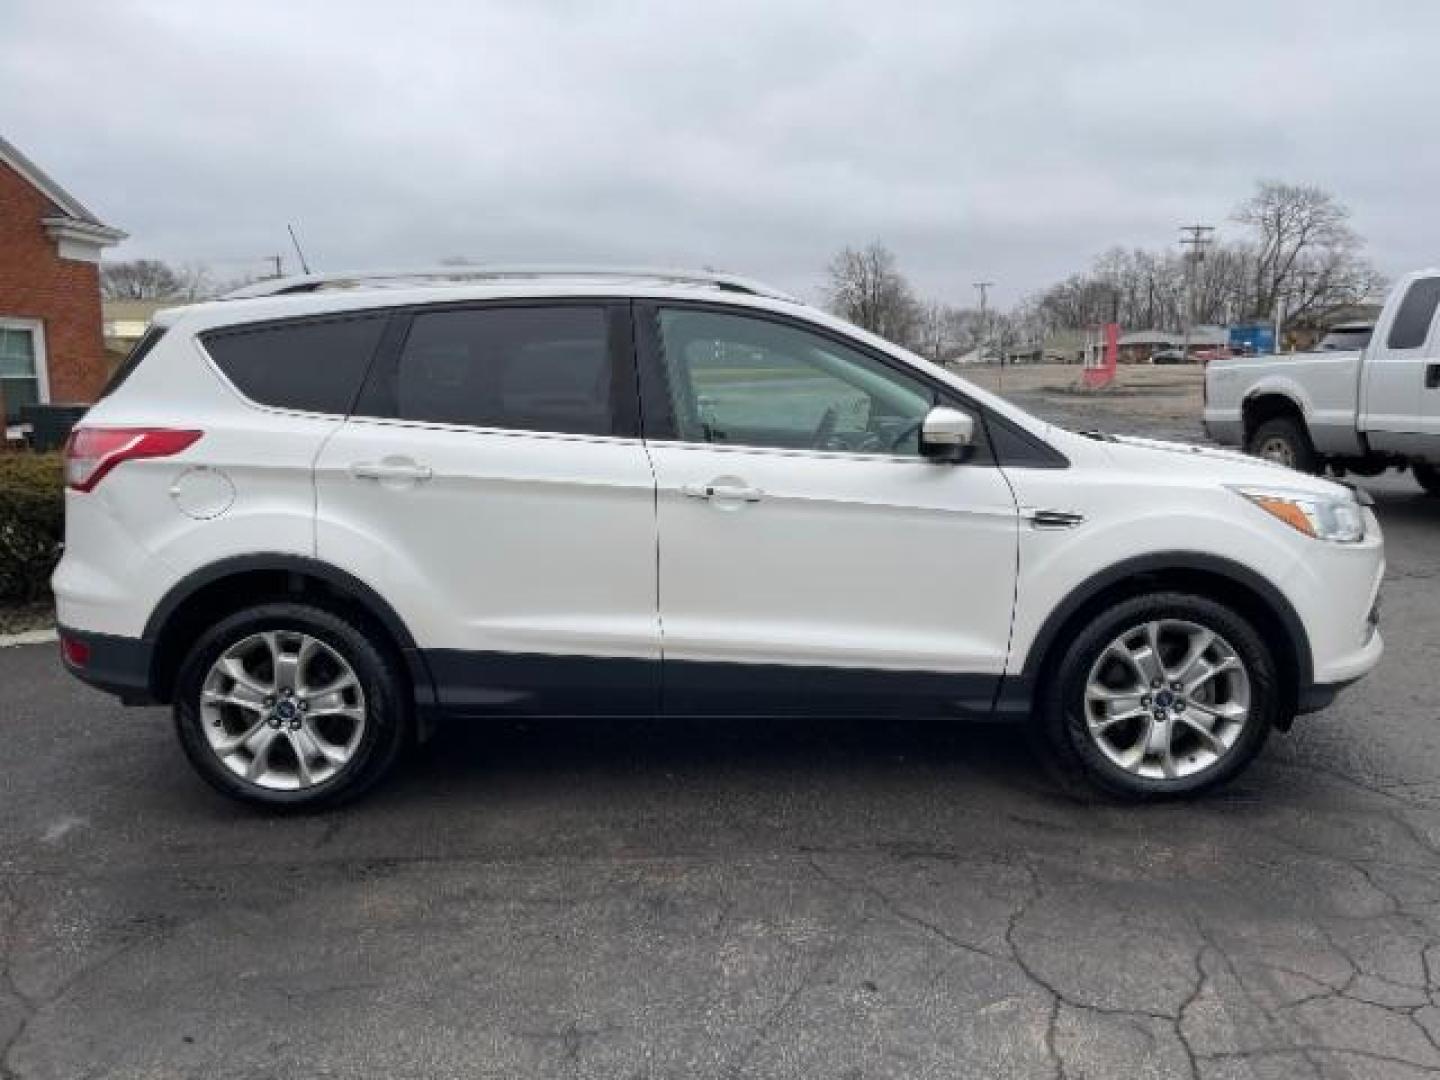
655, 308, 936, 455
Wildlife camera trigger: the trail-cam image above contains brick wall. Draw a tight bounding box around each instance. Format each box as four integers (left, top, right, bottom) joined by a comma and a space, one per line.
0, 160, 108, 404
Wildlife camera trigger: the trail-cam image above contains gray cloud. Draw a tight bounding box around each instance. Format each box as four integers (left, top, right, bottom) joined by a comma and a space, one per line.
4, 0, 1435, 305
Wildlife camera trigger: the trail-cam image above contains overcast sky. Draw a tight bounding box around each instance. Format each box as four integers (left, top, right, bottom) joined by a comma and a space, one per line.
4, 0, 1436, 306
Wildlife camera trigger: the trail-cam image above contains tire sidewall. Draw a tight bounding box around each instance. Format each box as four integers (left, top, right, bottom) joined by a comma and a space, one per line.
173, 602, 408, 810
1037, 592, 1276, 799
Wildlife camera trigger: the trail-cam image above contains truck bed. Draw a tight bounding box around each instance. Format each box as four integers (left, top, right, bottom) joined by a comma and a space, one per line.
1203, 350, 1364, 455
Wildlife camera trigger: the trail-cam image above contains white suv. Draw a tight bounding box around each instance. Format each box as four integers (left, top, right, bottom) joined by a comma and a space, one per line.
54, 268, 1385, 807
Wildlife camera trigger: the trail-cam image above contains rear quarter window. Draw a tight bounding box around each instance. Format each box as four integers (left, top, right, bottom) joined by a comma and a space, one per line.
203, 314, 389, 414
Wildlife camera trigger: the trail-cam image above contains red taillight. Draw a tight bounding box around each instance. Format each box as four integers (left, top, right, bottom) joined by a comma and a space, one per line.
63, 427, 202, 492
60, 635, 91, 668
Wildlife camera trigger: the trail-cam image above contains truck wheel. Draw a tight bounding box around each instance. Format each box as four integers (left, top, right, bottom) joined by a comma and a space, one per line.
1247, 417, 1317, 473
1414, 463, 1440, 497
1032, 592, 1277, 799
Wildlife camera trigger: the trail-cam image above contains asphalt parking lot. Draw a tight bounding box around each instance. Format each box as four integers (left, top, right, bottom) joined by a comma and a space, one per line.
4, 389, 1440, 1078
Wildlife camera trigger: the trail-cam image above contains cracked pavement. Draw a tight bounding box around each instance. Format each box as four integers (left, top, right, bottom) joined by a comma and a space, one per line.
2, 398, 1440, 1078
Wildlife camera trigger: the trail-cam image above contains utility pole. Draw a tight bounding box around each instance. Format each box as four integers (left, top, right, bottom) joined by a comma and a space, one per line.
1178, 225, 1214, 361
974, 280, 996, 389
265, 254, 284, 279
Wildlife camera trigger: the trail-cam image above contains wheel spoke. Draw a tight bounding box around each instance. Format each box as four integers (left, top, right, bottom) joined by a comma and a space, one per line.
287, 730, 316, 787
300, 721, 351, 765
1127, 622, 1166, 685
202, 687, 267, 714
1089, 705, 1148, 734
1174, 629, 1216, 686
211, 718, 268, 755
1178, 714, 1227, 755
295, 635, 324, 694
306, 679, 360, 713
1184, 655, 1239, 697
243, 725, 281, 780
1188, 699, 1247, 723
270, 633, 300, 692
218, 656, 272, 699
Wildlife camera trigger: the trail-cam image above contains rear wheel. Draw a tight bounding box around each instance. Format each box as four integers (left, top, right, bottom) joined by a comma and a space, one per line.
1246, 416, 1318, 473
173, 602, 410, 809
1034, 593, 1277, 798
1413, 462, 1440, 497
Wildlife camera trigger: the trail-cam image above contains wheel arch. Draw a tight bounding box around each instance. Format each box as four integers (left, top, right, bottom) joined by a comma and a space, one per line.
143, 554, 433, 707
1241, 389, 1309, 443
1016, 552, 1312, 723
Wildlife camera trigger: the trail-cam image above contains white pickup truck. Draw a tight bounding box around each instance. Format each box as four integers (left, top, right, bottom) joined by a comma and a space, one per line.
1204, 268, 1440, 495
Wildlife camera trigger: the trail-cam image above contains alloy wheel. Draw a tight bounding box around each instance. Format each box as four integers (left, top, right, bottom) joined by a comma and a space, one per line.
1083, 619, 1251, 781
199, 631, 367, 791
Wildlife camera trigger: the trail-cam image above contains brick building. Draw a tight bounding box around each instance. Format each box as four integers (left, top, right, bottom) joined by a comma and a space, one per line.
0, 136, 124, 428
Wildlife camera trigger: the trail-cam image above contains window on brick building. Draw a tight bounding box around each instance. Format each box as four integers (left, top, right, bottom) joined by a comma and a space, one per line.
0, 320, 46, 425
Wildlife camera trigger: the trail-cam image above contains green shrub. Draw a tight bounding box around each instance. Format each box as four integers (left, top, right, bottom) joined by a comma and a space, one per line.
0, 452, 64, 604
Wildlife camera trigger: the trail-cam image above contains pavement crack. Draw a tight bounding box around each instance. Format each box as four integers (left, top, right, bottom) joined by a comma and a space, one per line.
805, 854, 1005, 964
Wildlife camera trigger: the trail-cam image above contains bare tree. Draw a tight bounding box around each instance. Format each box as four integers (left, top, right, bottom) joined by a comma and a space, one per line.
1024, 180, 1382, 338
826, 243, 919, 345
1233, 181, 1378, 320
100, 259, 214, 301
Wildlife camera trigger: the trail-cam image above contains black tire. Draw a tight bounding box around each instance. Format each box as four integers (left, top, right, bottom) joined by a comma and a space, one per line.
1246, 416, 1318, 473
1032, 592, 1277, 799
173, 602, 410, 810
1413, 462, 1440, 497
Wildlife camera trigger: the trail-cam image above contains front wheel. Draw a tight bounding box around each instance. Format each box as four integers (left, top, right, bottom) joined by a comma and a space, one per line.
1246, 417, 1318, 473
173, 602, 410, 809
1033, 593, 1277, 798
1413, 462, 1440, 497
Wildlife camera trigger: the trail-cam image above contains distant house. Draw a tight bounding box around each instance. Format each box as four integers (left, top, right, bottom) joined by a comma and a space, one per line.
0, 136, 125, 429
103, 298, 168, 363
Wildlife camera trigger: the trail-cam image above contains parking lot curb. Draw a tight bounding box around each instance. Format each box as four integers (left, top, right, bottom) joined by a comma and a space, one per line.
0, 627, 58, 648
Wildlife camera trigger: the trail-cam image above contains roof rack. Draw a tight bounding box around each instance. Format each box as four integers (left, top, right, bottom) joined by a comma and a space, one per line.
221, 265, 800, 303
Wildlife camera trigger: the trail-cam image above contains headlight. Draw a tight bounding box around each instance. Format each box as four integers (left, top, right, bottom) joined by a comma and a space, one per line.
1231, 486, 1365, 542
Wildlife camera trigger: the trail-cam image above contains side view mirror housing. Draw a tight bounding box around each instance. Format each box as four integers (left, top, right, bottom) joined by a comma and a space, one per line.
919, 406, 975, 463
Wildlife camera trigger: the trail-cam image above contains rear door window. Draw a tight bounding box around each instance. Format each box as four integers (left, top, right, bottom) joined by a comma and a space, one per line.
204, 314, 389, 414
1386, 279, 1440, 351
357, 305, 617, 436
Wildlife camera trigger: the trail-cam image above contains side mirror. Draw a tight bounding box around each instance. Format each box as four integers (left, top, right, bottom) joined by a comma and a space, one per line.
919, 406, 975, 463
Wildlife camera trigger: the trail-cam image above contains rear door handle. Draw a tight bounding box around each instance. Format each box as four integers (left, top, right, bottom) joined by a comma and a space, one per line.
350, 459, 434, 482
680, 482, 763, 502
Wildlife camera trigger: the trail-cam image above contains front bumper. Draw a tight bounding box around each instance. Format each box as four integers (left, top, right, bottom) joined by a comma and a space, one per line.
58, 626, 155, 705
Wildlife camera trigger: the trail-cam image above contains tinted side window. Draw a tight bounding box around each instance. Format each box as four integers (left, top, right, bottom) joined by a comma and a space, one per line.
1386, 278, 1440, 350
205, 315, 387, 414
366, 306, 613, 435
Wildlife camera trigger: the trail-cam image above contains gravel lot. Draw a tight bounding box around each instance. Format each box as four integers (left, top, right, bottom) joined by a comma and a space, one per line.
3, 376, 1439, 1079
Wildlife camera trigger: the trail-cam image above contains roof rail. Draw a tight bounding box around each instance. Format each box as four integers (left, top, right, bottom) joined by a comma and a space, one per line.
221, 265, 800, 303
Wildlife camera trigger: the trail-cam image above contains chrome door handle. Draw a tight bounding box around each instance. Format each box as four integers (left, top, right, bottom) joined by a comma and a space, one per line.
350, 460, 434, 482
680, 482, 763, 502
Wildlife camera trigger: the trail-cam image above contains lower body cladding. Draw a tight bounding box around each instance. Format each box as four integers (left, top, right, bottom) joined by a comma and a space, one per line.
58, 632, 1368, 723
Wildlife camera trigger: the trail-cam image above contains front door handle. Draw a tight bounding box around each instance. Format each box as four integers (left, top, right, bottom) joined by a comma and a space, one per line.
350, 459, 434, 483
680, 482, 763, 502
